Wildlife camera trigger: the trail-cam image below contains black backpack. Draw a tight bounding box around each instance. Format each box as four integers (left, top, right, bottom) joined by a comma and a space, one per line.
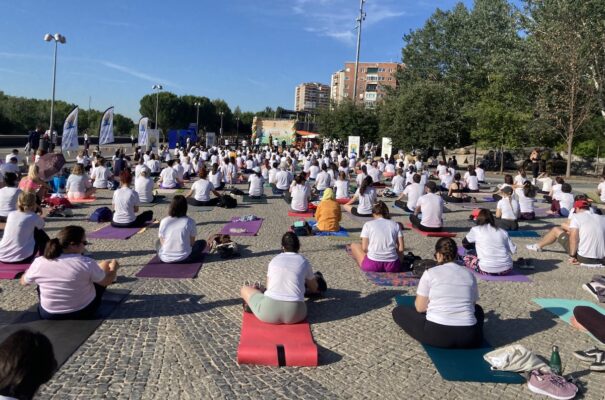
217, 194, 237, 209
412, 259, 438, 278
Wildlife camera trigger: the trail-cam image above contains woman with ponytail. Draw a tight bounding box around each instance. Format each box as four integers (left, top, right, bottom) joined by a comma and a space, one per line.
344, 176, 376, 217
20, 225, 119, 320
392, 237, 484, 349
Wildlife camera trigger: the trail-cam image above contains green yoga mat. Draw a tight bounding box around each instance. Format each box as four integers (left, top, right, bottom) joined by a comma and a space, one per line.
395, 295, 525, 383
532, 298, 605, 325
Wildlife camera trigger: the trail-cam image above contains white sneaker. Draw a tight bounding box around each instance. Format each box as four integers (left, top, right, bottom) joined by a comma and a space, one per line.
526, 244, 542, 252
583, 283, 600, 301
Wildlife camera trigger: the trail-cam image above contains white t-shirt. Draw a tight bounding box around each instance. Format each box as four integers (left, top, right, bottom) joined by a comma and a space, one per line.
275, 170, 292, 190
598, 182, 605, 202
515, 188, 535, 213
355, 187, 377, 215
465, 225, 516, 273
66, 174, 91, 194
315, 171, 331, 190
391, 175, 405, 194
497, 198, 519, 220
466, 176, 479, 191
191, 179, 214, 202
569, 212, 605, 260
264, 252, 315, 302
360, 218, 403, 262
158, 216, 197, 262
209, 171, 223, 187
403, 183, 424, 210
538, 176, 553, 192
368, 168, 381, 183
290, 184, 310, 212
554, 192, 574, 216
334, 179, 349, 199
160, 167, 178, 188
92, 166, 111, 189
308, 165, 320, 179
135, 176, 154, 203
112, 187, 140, 224
416, 193, 443, 228
0, 211, 44, 262
145, 159, 161, 173
475, 167, 485, 182
248, 174, 264, 197
356, 172, 367, 187
417, 262, 479, 326
268, 168, 278, 184
0, 187, 21, 217
514, 175, 527, 186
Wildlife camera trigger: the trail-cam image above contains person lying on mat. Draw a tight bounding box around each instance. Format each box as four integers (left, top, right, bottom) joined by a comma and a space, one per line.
157, 195, 206, 263
287, 173, 311, 213
0, 329, 57, 400
66, 164, 95, 201
111, 171, 153, 228
461, 209, 516, 275
350, 201, 404, 272
240, 232, 323, 324
0, 192, 49, 264
395, 173, 423, 213
158, 160, 184, 189
526, 200, 605, 266
0, 172, 21, 223
247, 167, 264, 199
495, 186, 520, 231
187, 168, 221, 207
314, 188, 341, 233
20, 225, 119, 320
343, 176, 376, 217
134, 168, 155, 204
409, 181, 444, 232
392, 237, 484, 349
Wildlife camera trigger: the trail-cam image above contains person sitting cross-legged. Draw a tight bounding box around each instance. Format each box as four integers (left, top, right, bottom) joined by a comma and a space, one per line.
157, 195, 206, 263
111, 171, 153, 228
186, 168, 221, 207
409, 181, 444, 232
313, 188, 341, 233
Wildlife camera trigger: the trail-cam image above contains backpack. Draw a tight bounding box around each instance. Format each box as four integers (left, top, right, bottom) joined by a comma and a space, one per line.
412, 259, 438, 278
90, 207, 113, 222
401, 252, 421, 272
217, 194, 237, 208
208, 234, 239, 259
45, 195, 73, 209
230, 188, 245, 196
291, 220, 313, 237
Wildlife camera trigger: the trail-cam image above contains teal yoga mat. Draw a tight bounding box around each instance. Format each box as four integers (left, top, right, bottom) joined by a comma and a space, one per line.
532, 298, 605, 325
507, 230, 540, 238
395, 295, 525, 384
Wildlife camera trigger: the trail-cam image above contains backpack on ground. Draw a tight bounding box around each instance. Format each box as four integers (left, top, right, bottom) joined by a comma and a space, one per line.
291, 220, 313, 237
217, 194, 237, 208
402, 252, 422, 272
90, 207, 113, 223
412, 259, 438, 278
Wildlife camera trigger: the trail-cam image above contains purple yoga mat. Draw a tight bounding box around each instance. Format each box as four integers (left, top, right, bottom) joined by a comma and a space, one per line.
473, 270, 531, 282
136, 256, 203, 278
219, 219, 263, 236
88, 225, 142, 240
0, 262, 31, 279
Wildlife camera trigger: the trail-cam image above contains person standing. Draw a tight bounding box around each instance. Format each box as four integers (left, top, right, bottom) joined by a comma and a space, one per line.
84, 132, 90, 150
530, 148, 540, 184
27, 126, 42, 161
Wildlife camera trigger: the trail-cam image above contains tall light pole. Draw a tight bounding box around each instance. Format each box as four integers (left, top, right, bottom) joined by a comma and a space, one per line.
152, 84, 163, 130
236, 117, 240, 136
194, 102, 201, 133
43, 33, 66, 135
352, 0, 366, 104
219, 111, 224, 142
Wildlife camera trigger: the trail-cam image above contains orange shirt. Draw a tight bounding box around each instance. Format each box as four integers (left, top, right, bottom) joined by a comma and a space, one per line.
315, 199, 341, 232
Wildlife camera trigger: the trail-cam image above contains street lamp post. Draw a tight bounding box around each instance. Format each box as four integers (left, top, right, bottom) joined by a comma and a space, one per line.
194, 102, 201, 133
236, 117, 240, 136
152, 84, 163, 130
43, 33, 66, 136
352, 0, 366, 104
219, 111, 224, 143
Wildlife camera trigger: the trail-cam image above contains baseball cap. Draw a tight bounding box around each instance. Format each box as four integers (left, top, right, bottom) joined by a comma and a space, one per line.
253, 166, 261, 173
574, 200, 590, 209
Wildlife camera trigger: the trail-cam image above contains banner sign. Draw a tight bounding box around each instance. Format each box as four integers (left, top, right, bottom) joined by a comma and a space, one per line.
138, 117, 149, 147
99, 107, 114, 145
61, 106, 79, 151
381, 137, 393, 158
348, 136, 360, 157
147, 129, 160, 153
206, 132, 216, 147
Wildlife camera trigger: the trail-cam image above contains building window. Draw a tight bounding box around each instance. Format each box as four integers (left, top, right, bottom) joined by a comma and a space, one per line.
366, 67, 378, 74
366, 84, 377, 91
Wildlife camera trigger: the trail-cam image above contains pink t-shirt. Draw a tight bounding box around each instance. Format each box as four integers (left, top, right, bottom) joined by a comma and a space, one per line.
23, 254, 106, 314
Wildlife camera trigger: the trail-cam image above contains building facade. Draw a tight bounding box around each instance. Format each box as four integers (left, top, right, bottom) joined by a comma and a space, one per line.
330, 62, 402, 107
294, 82, 331, 112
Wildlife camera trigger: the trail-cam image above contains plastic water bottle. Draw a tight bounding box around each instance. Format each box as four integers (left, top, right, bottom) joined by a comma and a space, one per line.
550, 345, 562, 375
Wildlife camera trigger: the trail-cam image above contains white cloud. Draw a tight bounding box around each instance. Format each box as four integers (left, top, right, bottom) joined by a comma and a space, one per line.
100, 61, 182, 89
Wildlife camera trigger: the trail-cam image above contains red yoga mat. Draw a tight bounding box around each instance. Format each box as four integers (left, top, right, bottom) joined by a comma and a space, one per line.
336, 198, 350, 205
0, 261, 31, 279
405, 223, 457, 237
237, 312, 318, 367
288, 211, 314, 218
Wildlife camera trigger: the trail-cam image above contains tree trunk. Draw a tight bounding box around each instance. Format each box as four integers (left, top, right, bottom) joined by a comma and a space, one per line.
441, 147, 447, 163
500, 144, 504, 174
565, 134, 573, 178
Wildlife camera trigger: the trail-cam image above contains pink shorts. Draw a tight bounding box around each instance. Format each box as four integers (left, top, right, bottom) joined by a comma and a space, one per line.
361, 256, 401, 273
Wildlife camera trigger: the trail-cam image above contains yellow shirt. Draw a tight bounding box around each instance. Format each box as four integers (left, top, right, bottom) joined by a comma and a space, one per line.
315, 200, 341, 232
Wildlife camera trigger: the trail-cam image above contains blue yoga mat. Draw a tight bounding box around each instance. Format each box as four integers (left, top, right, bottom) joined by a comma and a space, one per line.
307, 220, 349, 237
507, 230, 540, 238
395, 295, 525, 383
532, 298, 605, 325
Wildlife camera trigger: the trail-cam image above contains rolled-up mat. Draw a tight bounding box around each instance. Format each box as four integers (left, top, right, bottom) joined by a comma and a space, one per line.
88, 224, 145, 240
394, 295, 524, 383
288, 211, 315, 218
136, 255, 204, 279
405, 223, 457, 237
0, 289, 130, 367
307, 220, 348, 237
506, 230, 540, 238
219, 218, 263, 236
237, 312, 318, 367
0, 261, 31, 279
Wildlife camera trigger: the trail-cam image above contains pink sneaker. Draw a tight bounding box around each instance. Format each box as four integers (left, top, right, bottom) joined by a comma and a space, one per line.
527, 370, 577, 400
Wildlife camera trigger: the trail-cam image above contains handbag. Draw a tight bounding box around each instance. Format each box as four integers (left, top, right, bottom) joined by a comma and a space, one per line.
483, 344, 547, 372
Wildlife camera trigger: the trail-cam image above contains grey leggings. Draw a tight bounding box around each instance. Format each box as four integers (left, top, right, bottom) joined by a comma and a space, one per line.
248, 293, 307, 324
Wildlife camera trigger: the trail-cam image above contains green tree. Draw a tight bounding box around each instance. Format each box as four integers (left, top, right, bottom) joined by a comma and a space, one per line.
317, 100, 378, 142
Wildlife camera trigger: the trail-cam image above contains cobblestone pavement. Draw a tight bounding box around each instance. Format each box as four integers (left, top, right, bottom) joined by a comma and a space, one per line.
1, 173, 604, 399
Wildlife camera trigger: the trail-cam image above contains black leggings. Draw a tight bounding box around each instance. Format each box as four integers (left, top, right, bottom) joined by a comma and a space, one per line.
161, 240, 206, 264
38, 283, 106, 320
111, 210, 153, 228
442, 195, 470, 203
495, 218, 518, 231
409, 214, 442, 232
187, 197, 219, 207
392, 304, 484, 349
351, 207, 372, 217
394, 200, 413, 213
574, 306, 605, 343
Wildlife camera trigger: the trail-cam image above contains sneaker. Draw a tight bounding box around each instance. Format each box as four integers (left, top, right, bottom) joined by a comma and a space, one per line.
582, 283, 600, 301
590, 352, 605, 372
526, 244, 542, 252
527, 370, 578, 400
573, 346, 603, 362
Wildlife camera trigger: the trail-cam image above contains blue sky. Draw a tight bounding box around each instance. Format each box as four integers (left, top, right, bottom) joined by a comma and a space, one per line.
1, 0, 494, 121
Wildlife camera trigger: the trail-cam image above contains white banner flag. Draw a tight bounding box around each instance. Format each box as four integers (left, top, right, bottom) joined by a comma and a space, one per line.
348, 136, 360, 157
381, 137, 393, 158
99, 107, 114, 145
138, 117, 149, 146
61, 106, 79, 152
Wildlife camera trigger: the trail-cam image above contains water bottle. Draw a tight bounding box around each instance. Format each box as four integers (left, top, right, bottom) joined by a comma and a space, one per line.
550, 345, 562, 375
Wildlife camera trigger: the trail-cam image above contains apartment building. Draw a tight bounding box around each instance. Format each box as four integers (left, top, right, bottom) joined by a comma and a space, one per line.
294, 82, 330, 112
330, 62, 402, 107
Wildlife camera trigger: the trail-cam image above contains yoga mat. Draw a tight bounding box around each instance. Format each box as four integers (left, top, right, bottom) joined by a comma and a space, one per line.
156, 188, 185, 194
243, 195, 267, 204
0, 289, 130, 367
0, 261, 31, 279
336, 198, 350, 205
473, 270, 531, 283
394, 295, 525, 384
136, 255, 204, 279
288, 211, 315, 218
533, 298, 605, 325
345, 212, 373, 223
392, 204, 411, 213
364, 271, 419, 287
68, 197, 96, 203
307, 220, 349, 237
506, 230, 540, 238
219, 218, 263, 236
88, 224, 146, 240
237, 312, 318, 367
405, 223, 457, 238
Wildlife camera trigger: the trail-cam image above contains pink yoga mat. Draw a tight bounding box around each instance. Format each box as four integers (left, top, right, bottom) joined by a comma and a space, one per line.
136, 256, 203, 278
88, 225, 143, 240
0, 261, 31, 279
220, 219, 263, 236
288, 211, 314, 218
69, 197, 96, 203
